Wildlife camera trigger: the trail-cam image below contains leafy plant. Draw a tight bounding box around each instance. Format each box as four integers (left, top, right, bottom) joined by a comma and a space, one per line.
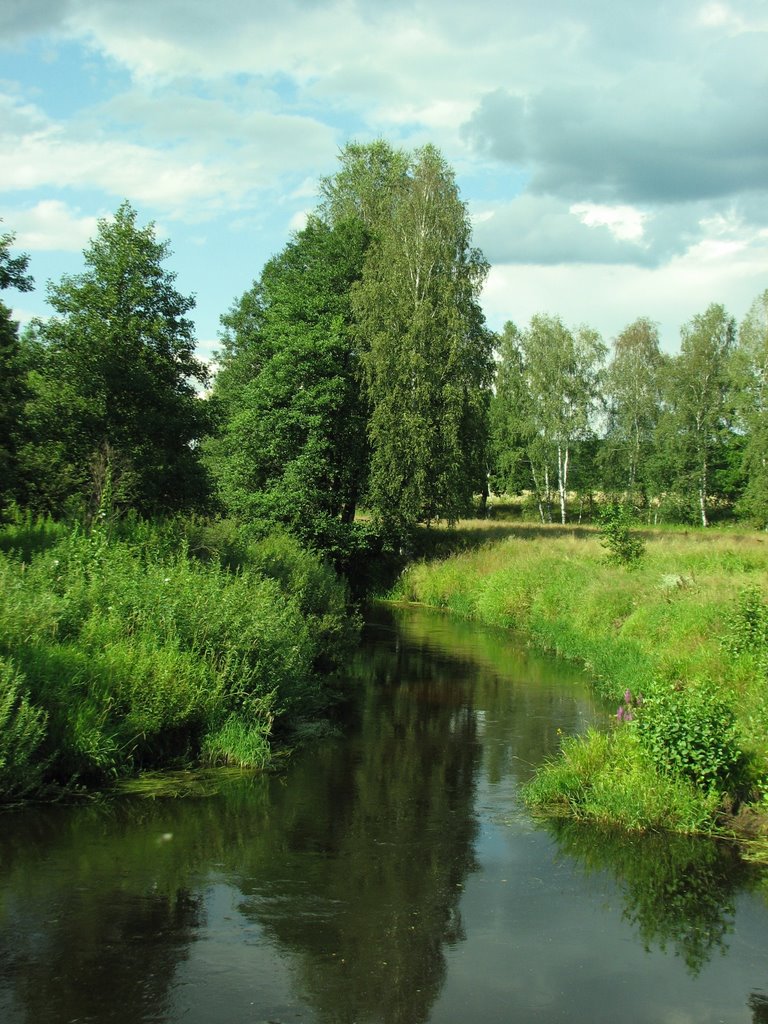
637, 682, 748, 794
598, 502, 645, 566
722, 585, 768, 673
0, 656, 48, 799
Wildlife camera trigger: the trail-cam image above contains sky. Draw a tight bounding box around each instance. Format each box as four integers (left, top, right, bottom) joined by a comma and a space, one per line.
1, 0, 767, 363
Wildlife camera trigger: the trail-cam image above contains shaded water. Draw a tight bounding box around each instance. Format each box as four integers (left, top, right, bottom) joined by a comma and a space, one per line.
1, 605, 767, 1023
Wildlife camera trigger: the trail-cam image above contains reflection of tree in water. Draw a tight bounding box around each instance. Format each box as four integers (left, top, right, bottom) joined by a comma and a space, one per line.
750, 991, 768, 1023
0, 606, 601, 1024
388, 605, 601, 786
0, 803, 204, 1024
233, 626, 483, 1024
549, 819, 757, 976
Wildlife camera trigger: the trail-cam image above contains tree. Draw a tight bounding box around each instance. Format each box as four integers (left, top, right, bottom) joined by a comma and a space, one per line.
345, 143, 493, 534
601, 317, 664, 503
489, 322, 535, 499
30, 201, 210, 516
319, 139, 409, 233
504, 314, 605, 524
730, 289, 768, 526
663, 304, 736, 526
0, 228, 34, 515
204, 216, 370, 551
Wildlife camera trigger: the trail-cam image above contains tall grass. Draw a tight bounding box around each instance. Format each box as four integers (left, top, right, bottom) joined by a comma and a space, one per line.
0, 517, 357, 798
389, 520, 768, 831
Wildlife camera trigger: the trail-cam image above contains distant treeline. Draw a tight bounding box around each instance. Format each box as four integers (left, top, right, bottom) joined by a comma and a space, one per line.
2, 140, 767, 558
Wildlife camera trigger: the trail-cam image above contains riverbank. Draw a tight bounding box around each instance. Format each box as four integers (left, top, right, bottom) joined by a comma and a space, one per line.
387, 520, 768, 848
0, 515, 358, 800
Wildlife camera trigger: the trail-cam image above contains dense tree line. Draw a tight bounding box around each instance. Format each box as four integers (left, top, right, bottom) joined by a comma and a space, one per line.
1, 141, 767, 560
491, 298, 768, 527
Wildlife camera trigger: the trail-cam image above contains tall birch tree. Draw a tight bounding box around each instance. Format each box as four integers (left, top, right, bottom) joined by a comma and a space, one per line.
516, 314, 605, 524
730, 289, 768, 525
324, 142, 493, 535
665, 303, 735, 527
602, 317, 664, 501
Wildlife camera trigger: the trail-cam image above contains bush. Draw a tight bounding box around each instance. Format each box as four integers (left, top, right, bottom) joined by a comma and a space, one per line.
636, 682, 748, 794
0, 517, 358, 795
598, 503, 645, 567
523, 727, 717, 832
723, 585, 768, 673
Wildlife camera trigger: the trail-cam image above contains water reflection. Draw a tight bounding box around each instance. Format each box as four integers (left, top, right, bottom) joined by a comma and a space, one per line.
0, 605, 766, 1024
547, 820, 757, 976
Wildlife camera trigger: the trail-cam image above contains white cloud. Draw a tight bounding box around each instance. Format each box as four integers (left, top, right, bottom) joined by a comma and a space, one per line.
570, 203, 648, 243
482, 227, 768, 351
9, 200, 99, 251
696, 2, 768, 32
288, 209, 309, 232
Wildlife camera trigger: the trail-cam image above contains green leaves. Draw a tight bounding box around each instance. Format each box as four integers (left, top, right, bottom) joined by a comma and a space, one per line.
205, 217, 370, 552
350, 143, 493, 533
598, 502, 645, 567
27, 202, 211, 517
637, 682, 747, 794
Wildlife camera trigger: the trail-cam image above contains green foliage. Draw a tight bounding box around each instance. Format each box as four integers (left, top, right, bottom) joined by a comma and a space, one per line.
0, 517, 357, 794
0, 230, 34, 517
662, 303, 737, 526
23, 202, 211, 518
201, 709, 274, 769
205, 216, 370, 553
731, 289, 768, 527
636, 682, 748, 794
341, 141, 493, 535
722, 585, 768, 675
601, 317, 664, 497
598, 502, 645, 566
0, 656, 48, 800
523, 727, 717, 832
490, 314, 605, 524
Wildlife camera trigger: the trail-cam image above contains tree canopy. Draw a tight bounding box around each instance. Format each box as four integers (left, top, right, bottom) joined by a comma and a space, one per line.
205, 216, 370, 552
24, 202, 211, 516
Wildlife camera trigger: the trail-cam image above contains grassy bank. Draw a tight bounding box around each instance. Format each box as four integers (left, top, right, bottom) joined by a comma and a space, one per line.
388, 520, 768, 837
0, 515, 358, 801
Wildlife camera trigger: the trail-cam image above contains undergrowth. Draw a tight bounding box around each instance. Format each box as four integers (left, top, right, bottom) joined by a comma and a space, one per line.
0, 516, 357, 798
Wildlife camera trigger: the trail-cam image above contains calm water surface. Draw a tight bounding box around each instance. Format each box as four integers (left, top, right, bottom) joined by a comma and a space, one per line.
1, 605, 767, 1023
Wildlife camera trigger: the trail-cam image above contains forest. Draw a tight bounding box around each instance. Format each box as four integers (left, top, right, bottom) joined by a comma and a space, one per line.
1, 139, 767, 816
2, 140, 767, 546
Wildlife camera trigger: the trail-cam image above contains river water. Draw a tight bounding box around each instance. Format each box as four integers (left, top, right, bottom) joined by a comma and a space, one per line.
1, 605, 767, 1023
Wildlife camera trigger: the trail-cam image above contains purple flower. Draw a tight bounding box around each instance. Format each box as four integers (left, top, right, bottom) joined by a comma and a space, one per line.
616, 706, 625, 722
624, 689, 633, 706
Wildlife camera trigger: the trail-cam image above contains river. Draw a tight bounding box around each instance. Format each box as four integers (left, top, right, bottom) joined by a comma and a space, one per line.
0, 605, 767, 1023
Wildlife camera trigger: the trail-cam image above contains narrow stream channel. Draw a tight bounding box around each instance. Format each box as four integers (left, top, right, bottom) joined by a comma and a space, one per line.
1, 604, 767, 1023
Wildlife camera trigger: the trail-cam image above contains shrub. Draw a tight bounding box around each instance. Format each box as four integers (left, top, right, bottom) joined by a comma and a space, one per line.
722, 585, 768, 673
0, 516, 359, 795
636, 682, 748, 794
523, 728, 717, 832
598, 503, 645, 567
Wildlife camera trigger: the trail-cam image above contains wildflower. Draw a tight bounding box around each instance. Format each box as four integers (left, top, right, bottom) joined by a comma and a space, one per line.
624, 689, 633, 706
616, 706, 625, 722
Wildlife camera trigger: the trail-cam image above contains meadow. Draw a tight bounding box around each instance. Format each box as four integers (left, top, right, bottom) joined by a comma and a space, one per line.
389, 514, 768, 841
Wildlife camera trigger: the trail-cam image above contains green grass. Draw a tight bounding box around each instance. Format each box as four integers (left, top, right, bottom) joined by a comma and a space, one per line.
0, 517, 357, 798
523, 728, 719, 833
388, 518, 768, 833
